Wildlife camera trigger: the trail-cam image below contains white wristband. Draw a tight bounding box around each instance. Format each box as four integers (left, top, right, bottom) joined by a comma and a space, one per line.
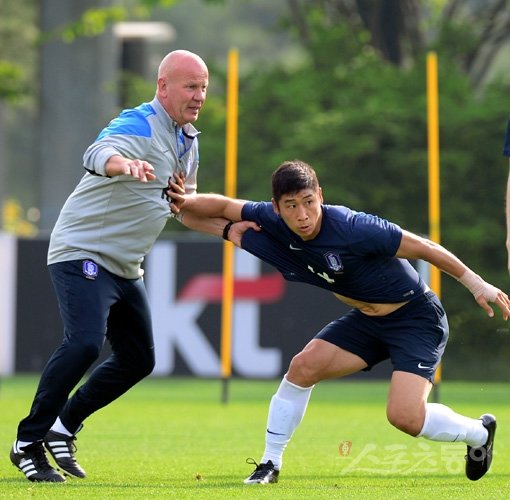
458, 269, 498, 302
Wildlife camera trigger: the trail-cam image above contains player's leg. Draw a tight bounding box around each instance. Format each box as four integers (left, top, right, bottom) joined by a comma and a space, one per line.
386, 370, 431, 435
387, 370, 495, 480
388, 370, 488, 441
245, 313, 370, 484
287, 337, 368, 386
386, 291, 496, 481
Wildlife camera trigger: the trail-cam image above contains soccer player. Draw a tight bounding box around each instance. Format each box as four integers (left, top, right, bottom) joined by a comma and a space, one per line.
169, 159, 508, 483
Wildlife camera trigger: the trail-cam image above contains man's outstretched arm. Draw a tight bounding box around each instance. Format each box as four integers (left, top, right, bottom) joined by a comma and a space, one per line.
167, 179, 259, 245
180, 211, 259, 247
396, 230, 510, 319
167, 177, 247, 221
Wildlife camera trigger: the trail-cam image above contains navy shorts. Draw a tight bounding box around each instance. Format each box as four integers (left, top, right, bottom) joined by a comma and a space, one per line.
315, 291, 449, 382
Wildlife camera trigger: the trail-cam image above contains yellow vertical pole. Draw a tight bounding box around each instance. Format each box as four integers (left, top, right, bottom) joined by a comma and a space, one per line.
221, 48, 239, 403
427, 51, 442, 399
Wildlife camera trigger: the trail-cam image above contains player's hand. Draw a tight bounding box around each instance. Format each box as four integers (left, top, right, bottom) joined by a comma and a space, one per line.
228, 221, 261, 248
166, 172, 186, 214
474, 288, 510, 320
105, 156, 156, 182
458, 269, 510, 320
166, 177, 188, 215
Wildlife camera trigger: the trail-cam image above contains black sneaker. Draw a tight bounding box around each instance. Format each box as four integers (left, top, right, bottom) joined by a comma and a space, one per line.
10, 442, 65, 482
465, 413, 496, 481
244, 458, 279, 484
44, 430, 86, 478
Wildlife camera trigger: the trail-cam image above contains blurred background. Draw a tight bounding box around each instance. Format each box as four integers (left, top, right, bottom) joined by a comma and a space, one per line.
0, 0, 509, 380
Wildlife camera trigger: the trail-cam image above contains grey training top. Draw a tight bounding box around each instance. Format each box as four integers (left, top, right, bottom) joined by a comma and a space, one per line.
48, 97, 200, 278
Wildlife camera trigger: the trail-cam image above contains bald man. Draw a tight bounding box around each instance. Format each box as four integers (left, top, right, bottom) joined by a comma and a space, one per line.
10, 50, 228, 483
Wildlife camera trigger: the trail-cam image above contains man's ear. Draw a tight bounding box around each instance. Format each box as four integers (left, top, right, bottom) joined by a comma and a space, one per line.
318, 186, 323, 203
271, 198, 280, 215
157, 77, 168, 97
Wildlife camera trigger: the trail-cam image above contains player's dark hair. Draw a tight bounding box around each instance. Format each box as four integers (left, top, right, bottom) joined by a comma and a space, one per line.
271, 160, 319, 201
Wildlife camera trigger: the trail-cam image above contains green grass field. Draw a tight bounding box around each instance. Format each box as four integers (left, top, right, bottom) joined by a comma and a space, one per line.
0, 376, 508, 499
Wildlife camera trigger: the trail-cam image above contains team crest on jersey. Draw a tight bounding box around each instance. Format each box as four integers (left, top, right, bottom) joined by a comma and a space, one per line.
83, 260, 98, 280
324, 252, 343, 272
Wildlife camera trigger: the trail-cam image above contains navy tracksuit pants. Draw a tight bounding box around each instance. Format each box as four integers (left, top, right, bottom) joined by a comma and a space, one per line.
17, 260, 155, 442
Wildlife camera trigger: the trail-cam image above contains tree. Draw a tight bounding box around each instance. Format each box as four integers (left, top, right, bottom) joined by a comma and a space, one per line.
0, 0, 36, 102
286, 0, 510, 89
229, 1, 510, 379
0, 0, 38, 226
1, 0, 509, 378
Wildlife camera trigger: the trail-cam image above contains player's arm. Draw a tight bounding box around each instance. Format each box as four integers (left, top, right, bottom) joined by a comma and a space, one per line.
396, 230, 510, 319
167, 179, 246, 221
167, 175, 260, 245
180, 212, 259, 246
396, 230, 467, 278
176, 195, 255, 246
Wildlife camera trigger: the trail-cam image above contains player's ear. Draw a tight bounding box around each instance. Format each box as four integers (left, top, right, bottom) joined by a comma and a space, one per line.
271, 198, 280, 215
318, 186, 323, 203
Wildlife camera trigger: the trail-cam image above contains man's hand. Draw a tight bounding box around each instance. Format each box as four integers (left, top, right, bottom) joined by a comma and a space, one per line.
166, 172, 186, 214
459, 269, 510, 320
227, 220, 261, 247
105, 155, 156, 182
474, 287, 510, 321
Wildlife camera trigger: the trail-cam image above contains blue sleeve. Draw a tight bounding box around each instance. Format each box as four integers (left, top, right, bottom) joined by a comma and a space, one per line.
504, 118, 510, 157
96, 107, 153, 141
83, 104, 156, 176
348, 212, 402, 257
241, 201, 275, 226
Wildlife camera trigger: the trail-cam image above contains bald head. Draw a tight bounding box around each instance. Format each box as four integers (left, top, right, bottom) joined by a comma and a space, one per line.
158, 50, 208, 81
156, 50, 209, 125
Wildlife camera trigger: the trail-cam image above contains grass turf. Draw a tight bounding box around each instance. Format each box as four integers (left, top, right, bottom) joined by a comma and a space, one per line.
0, 376, 508, 499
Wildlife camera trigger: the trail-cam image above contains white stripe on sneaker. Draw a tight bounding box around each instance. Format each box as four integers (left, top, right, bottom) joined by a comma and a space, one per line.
19, 458, 37, 477
47, 441, 72, 458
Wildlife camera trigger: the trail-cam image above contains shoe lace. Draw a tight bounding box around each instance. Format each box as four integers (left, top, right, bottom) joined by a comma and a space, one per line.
56, 435, 78, 457
46, 432, 78, 457
66, 436, 78, 455
245, 457, 274, 479
24, 442, 53, 471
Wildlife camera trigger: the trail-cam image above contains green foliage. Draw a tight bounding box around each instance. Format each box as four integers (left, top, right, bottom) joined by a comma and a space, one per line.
235, 33, 430, 224
0, 61, 28, 102
38, 6, 128, 44
0, 0, 37, 103
1, 0, 508, 378
37, 1, 181, 44
118, 71, 154, 107
193, 93, 229, 193
190, 8, 510, 380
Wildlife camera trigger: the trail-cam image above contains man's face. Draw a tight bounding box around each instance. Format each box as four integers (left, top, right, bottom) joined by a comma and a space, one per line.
272, 188, 323, 241
158, 65, 208, 126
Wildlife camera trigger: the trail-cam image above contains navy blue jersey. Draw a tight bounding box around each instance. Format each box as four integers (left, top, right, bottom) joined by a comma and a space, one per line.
504, 118, 510, 156
240, 202, 426, 303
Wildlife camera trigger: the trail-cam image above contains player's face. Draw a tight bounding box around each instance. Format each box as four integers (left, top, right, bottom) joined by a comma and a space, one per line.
158, 67, 208, 126
272, 188, 323, 241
